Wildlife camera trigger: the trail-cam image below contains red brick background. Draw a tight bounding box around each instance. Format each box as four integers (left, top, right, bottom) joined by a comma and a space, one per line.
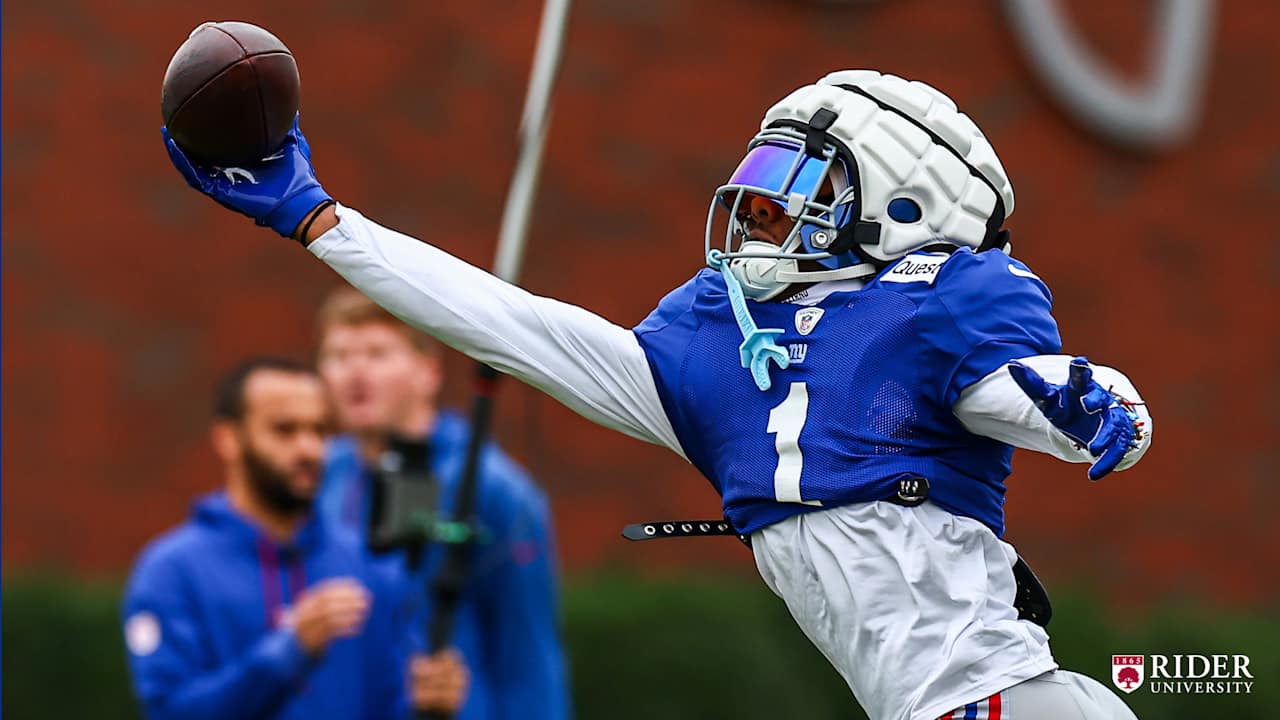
3, 1, 1277, 607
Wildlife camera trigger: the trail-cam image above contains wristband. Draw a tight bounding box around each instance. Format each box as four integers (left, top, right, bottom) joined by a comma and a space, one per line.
295, 200, 336, 244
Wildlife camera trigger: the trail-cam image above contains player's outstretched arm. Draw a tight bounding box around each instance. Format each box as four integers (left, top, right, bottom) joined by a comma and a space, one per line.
311, 203, 684, 455
955, 355, 1152, 479
162, 120, 683, 457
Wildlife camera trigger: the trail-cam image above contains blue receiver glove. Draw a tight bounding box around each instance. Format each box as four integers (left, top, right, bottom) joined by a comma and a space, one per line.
162, 115, 332, 238
1007, 356, 1142, 481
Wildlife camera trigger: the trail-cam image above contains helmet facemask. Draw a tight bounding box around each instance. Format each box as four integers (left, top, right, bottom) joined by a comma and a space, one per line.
705, 125, 878, 301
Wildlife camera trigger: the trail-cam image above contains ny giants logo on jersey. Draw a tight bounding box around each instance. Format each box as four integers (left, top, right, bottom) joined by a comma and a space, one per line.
1112, 655, 1145, 693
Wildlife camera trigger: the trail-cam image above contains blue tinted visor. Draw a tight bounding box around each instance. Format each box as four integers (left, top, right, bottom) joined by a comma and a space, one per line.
720, 141, 844, 210
705, 129, 870, 278
707, 136, 859, 270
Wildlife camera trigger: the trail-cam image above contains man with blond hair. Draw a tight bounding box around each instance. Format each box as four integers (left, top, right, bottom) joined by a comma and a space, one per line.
314, 288, 569, 720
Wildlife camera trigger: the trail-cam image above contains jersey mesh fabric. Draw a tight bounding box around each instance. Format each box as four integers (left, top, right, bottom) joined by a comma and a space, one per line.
639, 279, 934, 532
867, 380, 916, 452
635, 250, 1059, 536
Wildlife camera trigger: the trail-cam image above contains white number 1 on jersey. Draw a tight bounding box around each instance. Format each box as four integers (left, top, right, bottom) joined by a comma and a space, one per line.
767, 382, 820, 505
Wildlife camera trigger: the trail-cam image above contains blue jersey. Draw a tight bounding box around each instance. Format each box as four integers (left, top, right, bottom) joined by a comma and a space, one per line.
634, 249, 1060, 536
319, 411, 569, 720
122, 493, 409, 720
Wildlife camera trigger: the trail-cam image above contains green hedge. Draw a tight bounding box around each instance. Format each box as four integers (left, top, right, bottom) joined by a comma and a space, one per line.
3, 574, 138, 720
3, 573, 1275, 719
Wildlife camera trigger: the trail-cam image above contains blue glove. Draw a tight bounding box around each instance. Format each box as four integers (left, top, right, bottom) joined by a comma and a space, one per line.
162, 115, 332, 238
1007, 356, 1140, 481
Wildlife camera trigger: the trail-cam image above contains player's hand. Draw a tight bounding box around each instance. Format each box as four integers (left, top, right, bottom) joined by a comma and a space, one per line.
409, 649, 470, 712
289, 578, 371, 656
1007, 356, 1141, 480
161, 114, 332, 238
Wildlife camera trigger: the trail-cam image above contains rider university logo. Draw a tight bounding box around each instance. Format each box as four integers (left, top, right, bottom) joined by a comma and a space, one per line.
1112, 655, 1145, 693
1106, 652, 1253, 695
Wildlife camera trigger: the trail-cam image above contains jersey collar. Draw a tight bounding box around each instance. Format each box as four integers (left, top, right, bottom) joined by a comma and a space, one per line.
779, 277, 867, 306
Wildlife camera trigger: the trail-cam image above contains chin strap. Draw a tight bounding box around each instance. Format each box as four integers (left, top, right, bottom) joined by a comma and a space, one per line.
774, 262, 879, 284
707, 250, 789, 392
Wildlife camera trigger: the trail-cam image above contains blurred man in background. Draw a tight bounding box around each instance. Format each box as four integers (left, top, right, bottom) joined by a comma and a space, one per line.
122, 357, 468, 720
315, 288, 569, 720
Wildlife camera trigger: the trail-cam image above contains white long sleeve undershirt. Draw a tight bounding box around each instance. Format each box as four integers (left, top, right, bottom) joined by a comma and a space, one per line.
309, 205, 1151, 471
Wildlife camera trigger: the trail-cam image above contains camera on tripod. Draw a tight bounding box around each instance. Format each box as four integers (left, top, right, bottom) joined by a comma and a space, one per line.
368, 435, 481, 564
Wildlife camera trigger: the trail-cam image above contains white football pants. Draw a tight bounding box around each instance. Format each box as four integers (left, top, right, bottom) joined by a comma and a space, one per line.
999, 670, 1139, 719
751, 502, 1137, 720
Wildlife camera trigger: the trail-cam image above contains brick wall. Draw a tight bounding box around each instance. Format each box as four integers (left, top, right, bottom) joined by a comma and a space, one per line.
3, 0, 1277, 606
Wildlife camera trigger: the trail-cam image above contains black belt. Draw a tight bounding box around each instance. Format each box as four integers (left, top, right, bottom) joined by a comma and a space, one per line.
621, 477, 931, 543
619, 476, 1052, 627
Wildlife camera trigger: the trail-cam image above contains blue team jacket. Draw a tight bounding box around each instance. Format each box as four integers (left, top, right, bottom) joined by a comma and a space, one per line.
319, 411, 569, 720
122, 492, 410, 720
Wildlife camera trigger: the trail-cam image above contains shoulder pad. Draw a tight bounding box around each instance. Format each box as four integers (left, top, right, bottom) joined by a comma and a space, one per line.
933, 248, 1048, 293
871, 249, 1051, 307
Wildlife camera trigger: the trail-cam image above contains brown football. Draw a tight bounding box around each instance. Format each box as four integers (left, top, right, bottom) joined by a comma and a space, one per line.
161, 21, 300, 166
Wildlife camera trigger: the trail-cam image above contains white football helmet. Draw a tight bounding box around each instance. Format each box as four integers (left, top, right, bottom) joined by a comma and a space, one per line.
706, 70, 1015, 300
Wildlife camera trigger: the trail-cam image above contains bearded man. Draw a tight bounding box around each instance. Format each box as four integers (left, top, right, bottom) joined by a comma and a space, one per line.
122, 357, 467, 719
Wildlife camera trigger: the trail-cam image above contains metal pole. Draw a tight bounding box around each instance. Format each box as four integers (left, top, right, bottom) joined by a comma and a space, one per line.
421, 1, 572, 717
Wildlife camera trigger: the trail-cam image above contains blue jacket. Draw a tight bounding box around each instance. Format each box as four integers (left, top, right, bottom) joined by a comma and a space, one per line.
319, 411, 569, 720
122, 492, 410, 720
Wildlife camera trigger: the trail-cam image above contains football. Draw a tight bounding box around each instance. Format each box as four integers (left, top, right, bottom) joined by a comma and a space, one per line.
161, 21, 300, 167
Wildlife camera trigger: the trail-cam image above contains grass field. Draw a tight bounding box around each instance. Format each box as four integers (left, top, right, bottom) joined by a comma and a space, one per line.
3, 572, 1274, 719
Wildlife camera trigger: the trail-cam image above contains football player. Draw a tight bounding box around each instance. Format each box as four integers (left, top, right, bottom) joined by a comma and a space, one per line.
164, 70, 1151, 720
